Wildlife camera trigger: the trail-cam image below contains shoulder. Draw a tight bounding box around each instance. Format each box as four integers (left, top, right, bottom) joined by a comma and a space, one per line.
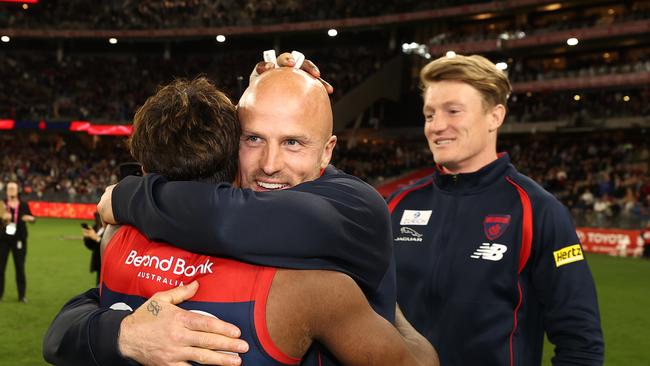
269, 270, 364, 340
505, 170, 576, 243
505, 170, 567, 215
386, 174, 434, 210
276, 270, 364, 311
295, 166, 390, 218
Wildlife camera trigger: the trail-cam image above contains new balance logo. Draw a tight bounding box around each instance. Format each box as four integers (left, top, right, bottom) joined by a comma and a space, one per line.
470, 243, 508, 261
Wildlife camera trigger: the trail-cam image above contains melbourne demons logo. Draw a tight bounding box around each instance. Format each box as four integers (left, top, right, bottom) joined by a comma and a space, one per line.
483, 215, 511, 241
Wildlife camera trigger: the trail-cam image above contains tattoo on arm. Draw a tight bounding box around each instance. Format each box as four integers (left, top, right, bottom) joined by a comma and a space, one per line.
147, 300, 161, 316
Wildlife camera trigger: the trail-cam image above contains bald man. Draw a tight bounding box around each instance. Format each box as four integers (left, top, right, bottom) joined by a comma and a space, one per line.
45, 69, 437, 366
237, 68, 337, 191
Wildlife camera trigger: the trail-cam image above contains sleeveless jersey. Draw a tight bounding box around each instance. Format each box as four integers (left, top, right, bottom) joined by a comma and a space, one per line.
100, 225, 300, 366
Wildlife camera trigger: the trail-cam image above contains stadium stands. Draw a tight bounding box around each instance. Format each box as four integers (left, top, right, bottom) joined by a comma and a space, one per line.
0, 0, 647, 230
1, 0, 485, 29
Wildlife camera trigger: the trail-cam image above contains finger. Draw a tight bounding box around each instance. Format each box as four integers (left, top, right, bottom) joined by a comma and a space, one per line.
300, 59, 321, 78
276, 52, 295, 67
319, 77, 334, 94
181, 348, 242, 366
183, 312, 242, 339
184, 330, 249, 354
254, 61, 275, 76
155, 280, 199, 304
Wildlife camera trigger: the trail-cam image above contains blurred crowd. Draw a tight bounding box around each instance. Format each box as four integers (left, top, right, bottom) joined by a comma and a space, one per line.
0, 46, 393, 122
2, 47, 647, 124
1, 0, 483, 29
0, 133, 129, 203
507, 87, 650, 124
332, 139, 433, 184
431, 3, 650, 46
502, 133, 650, 229
1, 131, 647, 229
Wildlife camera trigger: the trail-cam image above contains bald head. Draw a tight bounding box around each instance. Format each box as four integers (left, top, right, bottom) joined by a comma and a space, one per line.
236, 68, 338, 191
239, 68, 333, 138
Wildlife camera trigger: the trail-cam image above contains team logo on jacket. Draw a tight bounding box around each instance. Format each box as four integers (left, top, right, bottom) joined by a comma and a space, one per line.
483, 215, 511, 240
394, 226, 424, 242
400, 210, 432, 226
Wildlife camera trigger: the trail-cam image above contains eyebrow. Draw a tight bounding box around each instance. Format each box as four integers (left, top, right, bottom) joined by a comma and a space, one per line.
241, 129, 313, 143
423, 101, 466, 110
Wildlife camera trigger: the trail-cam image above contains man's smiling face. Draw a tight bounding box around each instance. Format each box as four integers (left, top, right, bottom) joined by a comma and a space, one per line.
237, 68, 336, 191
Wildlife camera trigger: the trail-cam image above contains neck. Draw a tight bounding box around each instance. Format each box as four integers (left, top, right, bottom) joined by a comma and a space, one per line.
8, 196, 18, 202
441, 153, 499, 175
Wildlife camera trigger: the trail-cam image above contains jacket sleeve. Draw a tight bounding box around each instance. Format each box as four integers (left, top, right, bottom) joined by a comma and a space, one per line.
530, 200, 604, 365
43, 288, 137, 366
112, 167, 393, 293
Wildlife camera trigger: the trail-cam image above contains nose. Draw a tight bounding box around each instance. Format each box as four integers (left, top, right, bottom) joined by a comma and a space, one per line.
425, 115, 448, 135
260, 143, 284, 176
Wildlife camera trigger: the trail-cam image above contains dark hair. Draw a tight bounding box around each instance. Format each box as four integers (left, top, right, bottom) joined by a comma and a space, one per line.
129, 77, 239, 183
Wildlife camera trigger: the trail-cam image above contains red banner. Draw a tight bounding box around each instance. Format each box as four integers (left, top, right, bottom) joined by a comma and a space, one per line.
374, 167, 436, 198
0, 119, 15, 130
577, 227, 644, 257
28, 201, 96, 219
69, 121, 132, 135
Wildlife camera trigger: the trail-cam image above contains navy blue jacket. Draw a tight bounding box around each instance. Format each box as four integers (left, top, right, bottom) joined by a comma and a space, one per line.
389, 154, 604, 366
43, 166, 396, 366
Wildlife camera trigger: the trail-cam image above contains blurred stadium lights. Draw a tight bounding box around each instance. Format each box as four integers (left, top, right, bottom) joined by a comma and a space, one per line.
446, 50, 456, 58
540, 3, 562, 11
573, 94, 581, 101
472, 13, 495, 20
216, 34, 226, 42
623, 95, 630, 102
498, 31, 526, 40
567, 37, 579, 46
108, 37, 118, 44
327, 28, 338, 37
401, 41, 431, 59
496, 62, 508, 70
1, 35, 10, 43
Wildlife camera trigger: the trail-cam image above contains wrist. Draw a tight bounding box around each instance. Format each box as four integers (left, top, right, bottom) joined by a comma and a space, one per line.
117, 315, 138, 360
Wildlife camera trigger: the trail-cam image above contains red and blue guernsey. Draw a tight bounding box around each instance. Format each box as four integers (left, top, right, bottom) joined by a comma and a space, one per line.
100, 225, 300, 366
42, 166, 395, 366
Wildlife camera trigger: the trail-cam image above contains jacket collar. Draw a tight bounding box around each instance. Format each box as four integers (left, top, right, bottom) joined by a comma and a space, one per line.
434, 153, 510, 193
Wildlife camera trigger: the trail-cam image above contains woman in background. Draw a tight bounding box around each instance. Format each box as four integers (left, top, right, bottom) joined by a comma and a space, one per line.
0, 181, 35, 303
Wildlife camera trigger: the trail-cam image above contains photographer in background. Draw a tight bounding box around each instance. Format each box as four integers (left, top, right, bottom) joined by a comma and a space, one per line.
0, 181, 36, 303
82, 212, 104, 285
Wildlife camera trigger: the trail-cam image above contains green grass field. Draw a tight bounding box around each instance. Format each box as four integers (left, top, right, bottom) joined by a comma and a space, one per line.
0, 218, 649, 365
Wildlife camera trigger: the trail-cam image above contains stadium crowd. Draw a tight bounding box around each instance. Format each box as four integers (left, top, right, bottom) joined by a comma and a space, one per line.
2, 48, 647, 124
430, 3, 650, 45
0, 133, 128, 203
502, 134, 650, 228
0, 46, 393, 122
1, 0, 483, 29
1, 131, 647, 228
507, 87, 650, 124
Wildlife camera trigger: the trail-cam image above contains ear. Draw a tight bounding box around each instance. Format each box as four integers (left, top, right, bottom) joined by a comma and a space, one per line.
488, 104, 506, 132
320, 135, 338, 169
